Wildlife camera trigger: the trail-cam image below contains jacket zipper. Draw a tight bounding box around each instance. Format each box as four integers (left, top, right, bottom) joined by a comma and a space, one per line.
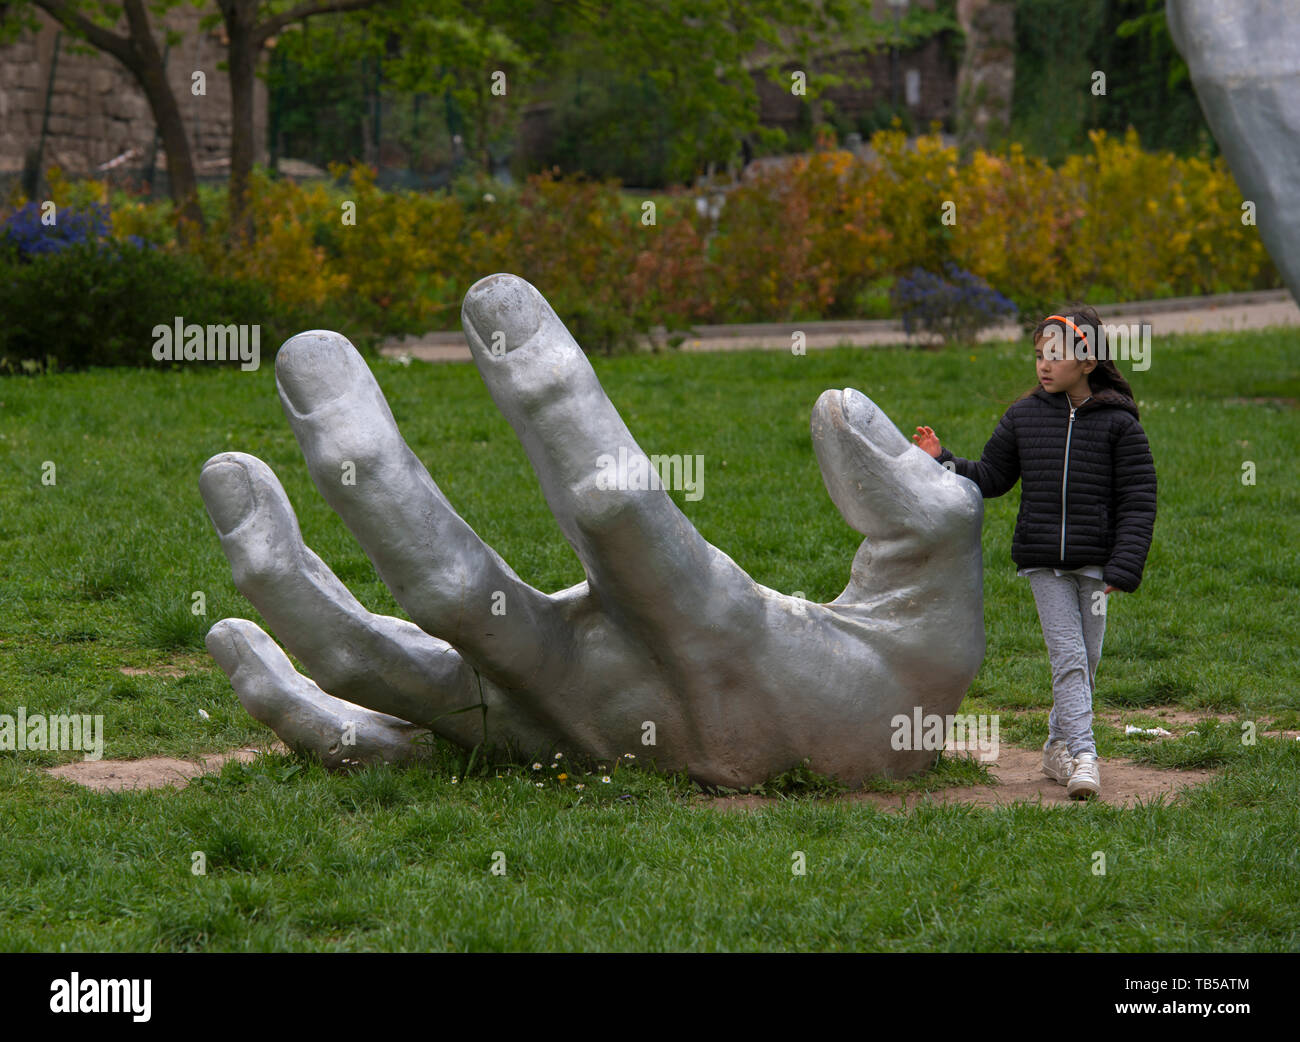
1060, 401, 1082, 559
1055, 397, 1086, 561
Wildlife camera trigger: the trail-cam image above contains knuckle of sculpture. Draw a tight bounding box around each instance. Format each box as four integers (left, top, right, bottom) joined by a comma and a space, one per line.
229, 543, 292, 592
566, 470, 635, 533
576, 486, 640, 536
319, 436, 385, 483
510, 371, 568, 417
917, 509, 964, 546
429, 563, 481, 620
310, 654, 356, 698
910, 479, 980, 546
943, 482, 983, 531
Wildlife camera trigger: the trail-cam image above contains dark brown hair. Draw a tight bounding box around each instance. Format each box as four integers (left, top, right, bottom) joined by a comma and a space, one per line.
1019, 302, 1139, 417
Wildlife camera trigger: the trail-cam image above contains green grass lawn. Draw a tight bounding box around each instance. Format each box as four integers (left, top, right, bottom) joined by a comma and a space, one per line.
1, 327, 1298, 951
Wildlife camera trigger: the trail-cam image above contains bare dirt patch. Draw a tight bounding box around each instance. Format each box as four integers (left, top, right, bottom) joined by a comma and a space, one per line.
46, 743, 289, 792
47, 716, 1278, 803
1097, 706, 1218, 728
703, 745, 1217, 814
1095, 705, 1299, 740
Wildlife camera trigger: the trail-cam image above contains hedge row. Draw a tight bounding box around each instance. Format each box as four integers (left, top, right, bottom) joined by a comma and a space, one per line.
3, 126, 1280, 365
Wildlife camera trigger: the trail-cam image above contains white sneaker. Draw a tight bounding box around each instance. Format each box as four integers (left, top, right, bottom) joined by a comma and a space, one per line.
1067, 753, 1101, 799
1041, 740, 1073, 785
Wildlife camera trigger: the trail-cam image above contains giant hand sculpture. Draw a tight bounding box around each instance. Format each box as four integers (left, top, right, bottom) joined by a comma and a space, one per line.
200, 274, 984, 789
1168, 0, 1300, 306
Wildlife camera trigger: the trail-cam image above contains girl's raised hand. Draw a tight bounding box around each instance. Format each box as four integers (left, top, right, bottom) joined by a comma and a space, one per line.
912, 425, 941, 458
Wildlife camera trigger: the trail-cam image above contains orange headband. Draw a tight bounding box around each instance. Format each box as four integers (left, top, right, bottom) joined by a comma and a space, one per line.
1043, 315, 1089, 347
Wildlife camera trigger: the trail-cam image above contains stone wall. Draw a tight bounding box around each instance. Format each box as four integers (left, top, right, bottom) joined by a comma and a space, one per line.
745, 0, 955, 136
0, 4, 266, 183
751, 36, 958, 138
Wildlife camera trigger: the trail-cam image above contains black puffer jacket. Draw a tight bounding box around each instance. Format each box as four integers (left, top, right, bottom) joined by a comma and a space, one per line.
937, 387, 1157, 592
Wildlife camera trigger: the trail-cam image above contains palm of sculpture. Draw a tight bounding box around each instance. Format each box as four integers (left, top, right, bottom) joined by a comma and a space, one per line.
200, 274, 984, 789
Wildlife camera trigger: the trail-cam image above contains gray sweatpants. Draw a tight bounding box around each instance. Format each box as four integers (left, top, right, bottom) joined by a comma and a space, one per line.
1027, 570, 1107, 758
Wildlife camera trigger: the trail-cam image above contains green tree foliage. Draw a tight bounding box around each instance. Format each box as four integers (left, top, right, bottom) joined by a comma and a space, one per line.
265, 0, 953, 187
1011, 0, 1212, 162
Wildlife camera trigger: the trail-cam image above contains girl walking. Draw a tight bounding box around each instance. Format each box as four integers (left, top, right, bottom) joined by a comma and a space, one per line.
912, 306, 1156, 799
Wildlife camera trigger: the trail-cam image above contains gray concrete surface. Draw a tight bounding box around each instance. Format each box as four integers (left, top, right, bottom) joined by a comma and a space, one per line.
380, 288, 1299, 364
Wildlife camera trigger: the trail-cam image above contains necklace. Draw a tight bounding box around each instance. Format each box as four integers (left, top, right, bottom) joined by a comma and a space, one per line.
1068, 391, 1092, 407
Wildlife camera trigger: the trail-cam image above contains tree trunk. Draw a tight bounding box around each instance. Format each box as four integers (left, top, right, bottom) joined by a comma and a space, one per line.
33, 0, 204, 239
222, 0, 260, 244
955, 0, 1017, 154
132, 37, 204, 237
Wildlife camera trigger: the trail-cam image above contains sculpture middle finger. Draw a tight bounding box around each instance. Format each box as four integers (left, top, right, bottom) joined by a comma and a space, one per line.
274, 330, 570, 691
459, 274, 763, 659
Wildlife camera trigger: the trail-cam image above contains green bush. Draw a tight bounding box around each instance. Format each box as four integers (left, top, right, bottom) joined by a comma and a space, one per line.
8, 119, 1279, 359
0, 242, 312, 372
